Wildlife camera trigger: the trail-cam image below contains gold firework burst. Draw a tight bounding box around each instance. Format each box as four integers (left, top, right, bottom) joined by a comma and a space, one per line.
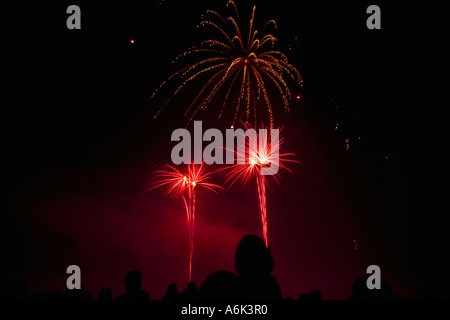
151, 0, 303, 128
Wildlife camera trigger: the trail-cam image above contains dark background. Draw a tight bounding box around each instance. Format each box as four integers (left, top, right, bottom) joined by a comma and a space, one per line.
2, 0, 445, 299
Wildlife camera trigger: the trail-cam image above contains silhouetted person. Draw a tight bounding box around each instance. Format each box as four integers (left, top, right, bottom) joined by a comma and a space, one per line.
98, 288, 113, 300
309, 291, 322, 300
200, 271, 241, 299
299, 291, 322, 300
115, 270, 150, 300
182, 281, 200, 299
162, 283, 181, 300
349, 276, 401, 300
235, 235, 281, 299
64, 285, 92, 300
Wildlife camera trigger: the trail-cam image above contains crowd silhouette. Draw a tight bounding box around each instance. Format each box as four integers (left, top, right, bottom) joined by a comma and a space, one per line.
1, 234, 441, 300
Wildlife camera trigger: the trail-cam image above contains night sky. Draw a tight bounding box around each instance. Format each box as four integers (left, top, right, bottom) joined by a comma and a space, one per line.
3, 0, 444, 300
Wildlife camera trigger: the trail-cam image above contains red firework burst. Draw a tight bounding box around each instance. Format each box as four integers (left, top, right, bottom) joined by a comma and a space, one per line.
223, 124, 299, 246
150, 163, 222, 282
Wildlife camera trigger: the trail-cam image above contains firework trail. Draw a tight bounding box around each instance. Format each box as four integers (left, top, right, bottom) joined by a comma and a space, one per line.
151, 0, 302, 128
149, 163, 222, 281
222, 124, 299, 246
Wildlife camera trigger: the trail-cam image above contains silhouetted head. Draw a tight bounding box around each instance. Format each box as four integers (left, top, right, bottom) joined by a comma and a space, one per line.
167, 283, 177, 295
125, 270, 142, 292
187, 281, 197, 290
200, 271, 240, 299
235, 235, 274, 277
182, 281, 200, 299
299, 291, 322, 300
309, 291, 322, 300
98, 288, 113, 300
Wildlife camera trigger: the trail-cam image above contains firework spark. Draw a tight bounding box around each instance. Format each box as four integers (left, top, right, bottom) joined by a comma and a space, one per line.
149, 163, 222, 281
151, 0, 302, 128
222, 124, 299, 246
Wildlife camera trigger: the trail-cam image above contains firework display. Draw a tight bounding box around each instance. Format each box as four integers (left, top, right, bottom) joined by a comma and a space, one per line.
151, 0, 302, 128
149, 0, 301, 283
3, 0, 424, 306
